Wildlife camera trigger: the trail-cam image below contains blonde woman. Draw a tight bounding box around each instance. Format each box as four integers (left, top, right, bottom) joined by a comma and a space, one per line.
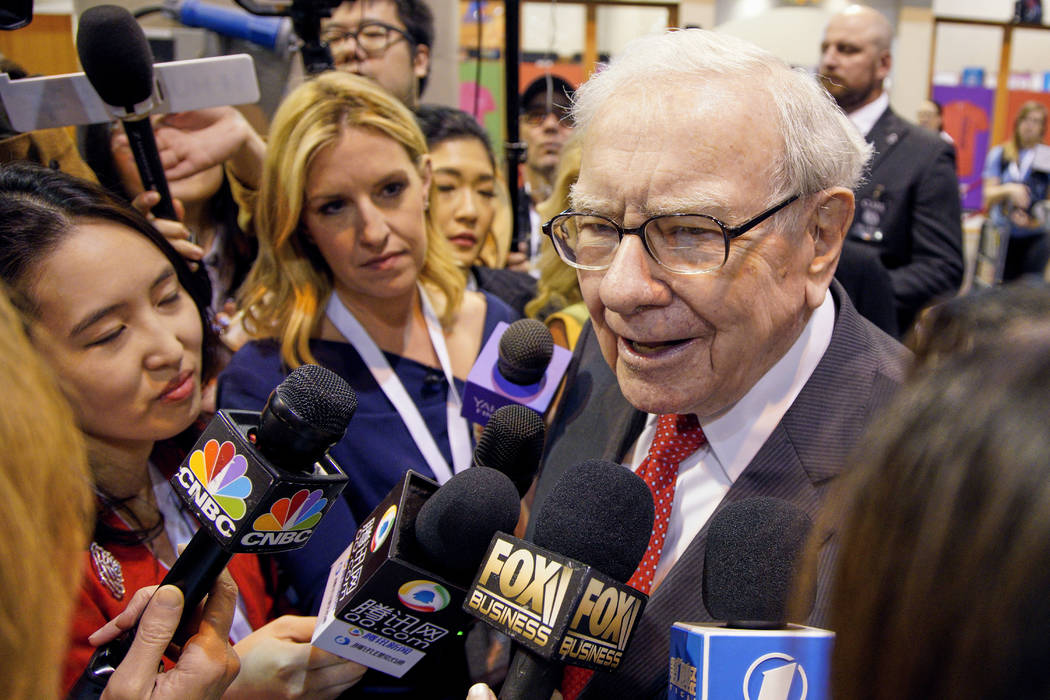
216, 74, 517, 636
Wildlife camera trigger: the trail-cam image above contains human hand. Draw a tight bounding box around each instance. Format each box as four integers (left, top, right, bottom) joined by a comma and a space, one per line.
90, 576, 240, 700
1005, 182, 1033, 210
154, 108, 265, 187
226, 615, 366, 700
130, 190, 204, 261
467, 683, 498, 700
505, 250, 530, 272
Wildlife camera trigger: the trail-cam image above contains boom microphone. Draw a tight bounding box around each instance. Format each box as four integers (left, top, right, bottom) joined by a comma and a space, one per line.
462, 319, 572, 425
669, 497, 833, 700
69, 364, 356, 699
473, 403, 546, 497
76, 5, 178, 222
164, 0, 295, 55
464, 459, 655, 700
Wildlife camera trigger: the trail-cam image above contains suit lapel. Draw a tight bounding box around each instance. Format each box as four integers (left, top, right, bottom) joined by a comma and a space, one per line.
865, 108, 905, 175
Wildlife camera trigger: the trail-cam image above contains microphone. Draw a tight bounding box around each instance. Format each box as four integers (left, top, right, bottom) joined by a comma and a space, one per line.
464, 459, 655, 700
313, 466, 521, 677
462, 319, 572, 426
473, 403, 546, 497
76, 5, 179, 222
164, 0, 295, 55
69, 364, 356, 699
668, 497, 833, 700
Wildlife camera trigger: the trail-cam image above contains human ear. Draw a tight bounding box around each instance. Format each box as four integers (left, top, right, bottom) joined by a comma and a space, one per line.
805, 188, 853, 309
412, 43, 430, 81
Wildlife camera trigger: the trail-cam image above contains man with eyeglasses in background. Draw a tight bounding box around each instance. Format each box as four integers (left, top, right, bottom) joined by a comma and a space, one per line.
322, 0, 434, 108
530, 28, 909, 700
508, 74, 576, 272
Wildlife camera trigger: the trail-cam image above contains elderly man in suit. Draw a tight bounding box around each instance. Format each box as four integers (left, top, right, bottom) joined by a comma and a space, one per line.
532, 28, 910, 699
819, 4, 964, 334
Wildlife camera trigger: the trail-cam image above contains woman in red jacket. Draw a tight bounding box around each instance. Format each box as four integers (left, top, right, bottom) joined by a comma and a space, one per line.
0, 162, 363, 699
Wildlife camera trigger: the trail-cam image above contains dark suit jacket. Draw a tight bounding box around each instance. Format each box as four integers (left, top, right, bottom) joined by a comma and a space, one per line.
531, 282, 909, 699
849, 107, 964, 334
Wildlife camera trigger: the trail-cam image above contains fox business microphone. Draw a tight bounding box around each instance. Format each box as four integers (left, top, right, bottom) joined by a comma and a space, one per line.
69, 364, 357, 699
463, 459, 655, 700
76, 5, 179, 222
462, 318, 572, 426
311, 416, 533, 680
669, 497, 834, 700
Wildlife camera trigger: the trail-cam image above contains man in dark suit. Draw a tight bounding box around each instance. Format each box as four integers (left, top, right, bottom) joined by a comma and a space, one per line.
819, 4, 964, 334
530, 28, 910, 700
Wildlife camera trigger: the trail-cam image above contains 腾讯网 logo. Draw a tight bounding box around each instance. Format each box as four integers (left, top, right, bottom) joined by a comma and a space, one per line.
743, 652, 808, 700
398, 580, 451, 613
188, 439, 252, 518
370, 505, 398, 552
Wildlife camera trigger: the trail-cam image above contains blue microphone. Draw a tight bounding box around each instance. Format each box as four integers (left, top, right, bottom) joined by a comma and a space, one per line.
166, 0, 294, 54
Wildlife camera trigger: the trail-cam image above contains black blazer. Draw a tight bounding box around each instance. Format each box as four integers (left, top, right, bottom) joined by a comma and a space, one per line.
531, 282, 910, 699
848, 107, 964, 334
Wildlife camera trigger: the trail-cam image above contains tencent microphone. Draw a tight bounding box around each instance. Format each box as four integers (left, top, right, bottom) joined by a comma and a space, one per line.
473, 403, 546, 497
312, 466, 521, 676
70, 364, 356, 699
462, 319, 571, 425
164, 0, 295, 55
669, 497, 833, 700
464, 459, 655, 700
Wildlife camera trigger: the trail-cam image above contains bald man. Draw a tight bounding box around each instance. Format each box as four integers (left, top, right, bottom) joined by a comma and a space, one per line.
819, 5, 963, 334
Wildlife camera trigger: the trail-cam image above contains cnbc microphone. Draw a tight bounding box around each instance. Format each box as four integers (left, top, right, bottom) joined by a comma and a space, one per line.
668, 497, 833, 700
69, 364, 356, 699
464, 459, 655, 700
462, 318, 572, 426
76, 5, 179, 222
473, 403, 546, 497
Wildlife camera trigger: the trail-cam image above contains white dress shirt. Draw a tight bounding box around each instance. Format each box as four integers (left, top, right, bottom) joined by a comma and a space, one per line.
625, 290, 835, 590
847, 92, 889, 137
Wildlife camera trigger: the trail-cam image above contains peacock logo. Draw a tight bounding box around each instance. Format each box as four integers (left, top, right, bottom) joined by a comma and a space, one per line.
253, 489, 328, 532
187, 439, 253, 519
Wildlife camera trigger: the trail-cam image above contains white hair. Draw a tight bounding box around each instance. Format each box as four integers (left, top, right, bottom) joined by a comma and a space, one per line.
573, 29, 872, 208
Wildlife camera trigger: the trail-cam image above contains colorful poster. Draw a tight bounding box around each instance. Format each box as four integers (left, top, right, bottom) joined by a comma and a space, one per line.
935, 85, 994, 211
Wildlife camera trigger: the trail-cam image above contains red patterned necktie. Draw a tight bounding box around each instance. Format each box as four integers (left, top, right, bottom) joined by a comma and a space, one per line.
560, 413, 707, 700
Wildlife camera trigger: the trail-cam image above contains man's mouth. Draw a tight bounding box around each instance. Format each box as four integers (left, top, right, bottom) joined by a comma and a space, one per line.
626, 338, 691, 355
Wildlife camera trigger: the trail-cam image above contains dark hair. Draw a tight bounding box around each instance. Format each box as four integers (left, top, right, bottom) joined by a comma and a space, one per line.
0, 161, 218, 546
78, 121, 257, 305
415, 104, 496, 168
827, 332, 1050, 699
907, 281, 1050, 375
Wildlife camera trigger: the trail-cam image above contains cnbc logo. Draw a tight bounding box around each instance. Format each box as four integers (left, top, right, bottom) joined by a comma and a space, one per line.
743, 652, 808, 700
242, 488, 328, 547
176, 439, 253, 537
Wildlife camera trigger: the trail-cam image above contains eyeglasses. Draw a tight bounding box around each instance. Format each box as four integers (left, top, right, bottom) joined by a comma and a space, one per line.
541, 194, 800, 274
521, 103, 573, 127
320, 20, 414, 56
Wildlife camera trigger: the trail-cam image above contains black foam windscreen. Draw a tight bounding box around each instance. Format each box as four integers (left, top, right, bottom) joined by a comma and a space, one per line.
277, 364, 358, 436
415, 466, 521, 582
497, 318, 554, 386
76, 4, 154, 109
473, 404, 545, 497
702, 497, 813, 625
532, 459, 654, 583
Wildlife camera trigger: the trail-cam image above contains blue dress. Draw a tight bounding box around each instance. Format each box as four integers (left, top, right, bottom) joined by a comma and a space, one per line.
216, 290, 518, 614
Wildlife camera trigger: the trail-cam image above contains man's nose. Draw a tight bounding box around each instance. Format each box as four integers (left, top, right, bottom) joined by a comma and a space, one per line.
599, 234, 672, 314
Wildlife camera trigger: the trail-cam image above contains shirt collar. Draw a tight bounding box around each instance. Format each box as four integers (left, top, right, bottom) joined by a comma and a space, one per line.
848, 92, 889, 138
699, 289, 835, 482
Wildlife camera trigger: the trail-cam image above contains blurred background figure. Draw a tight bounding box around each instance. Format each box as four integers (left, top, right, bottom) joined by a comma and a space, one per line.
510, 74, 575, 274
416, 103, 536, 315
826, 325, 1050, 699
982, 101, 1050, 282
916, 99, 954, 145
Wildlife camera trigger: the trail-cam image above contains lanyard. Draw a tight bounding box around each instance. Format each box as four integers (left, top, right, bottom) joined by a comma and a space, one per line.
1007, 148, 1036, 183
324, 284, 472, 484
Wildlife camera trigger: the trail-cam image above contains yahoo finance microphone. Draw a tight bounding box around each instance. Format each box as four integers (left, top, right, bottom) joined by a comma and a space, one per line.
70, 364, 356, 699
473, 403, 546, 497
668, 497, 833, 700
312, 466, 520, 676
462, 319, 571, 425
77, 5, 178, 222
465, 459, 655, 700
